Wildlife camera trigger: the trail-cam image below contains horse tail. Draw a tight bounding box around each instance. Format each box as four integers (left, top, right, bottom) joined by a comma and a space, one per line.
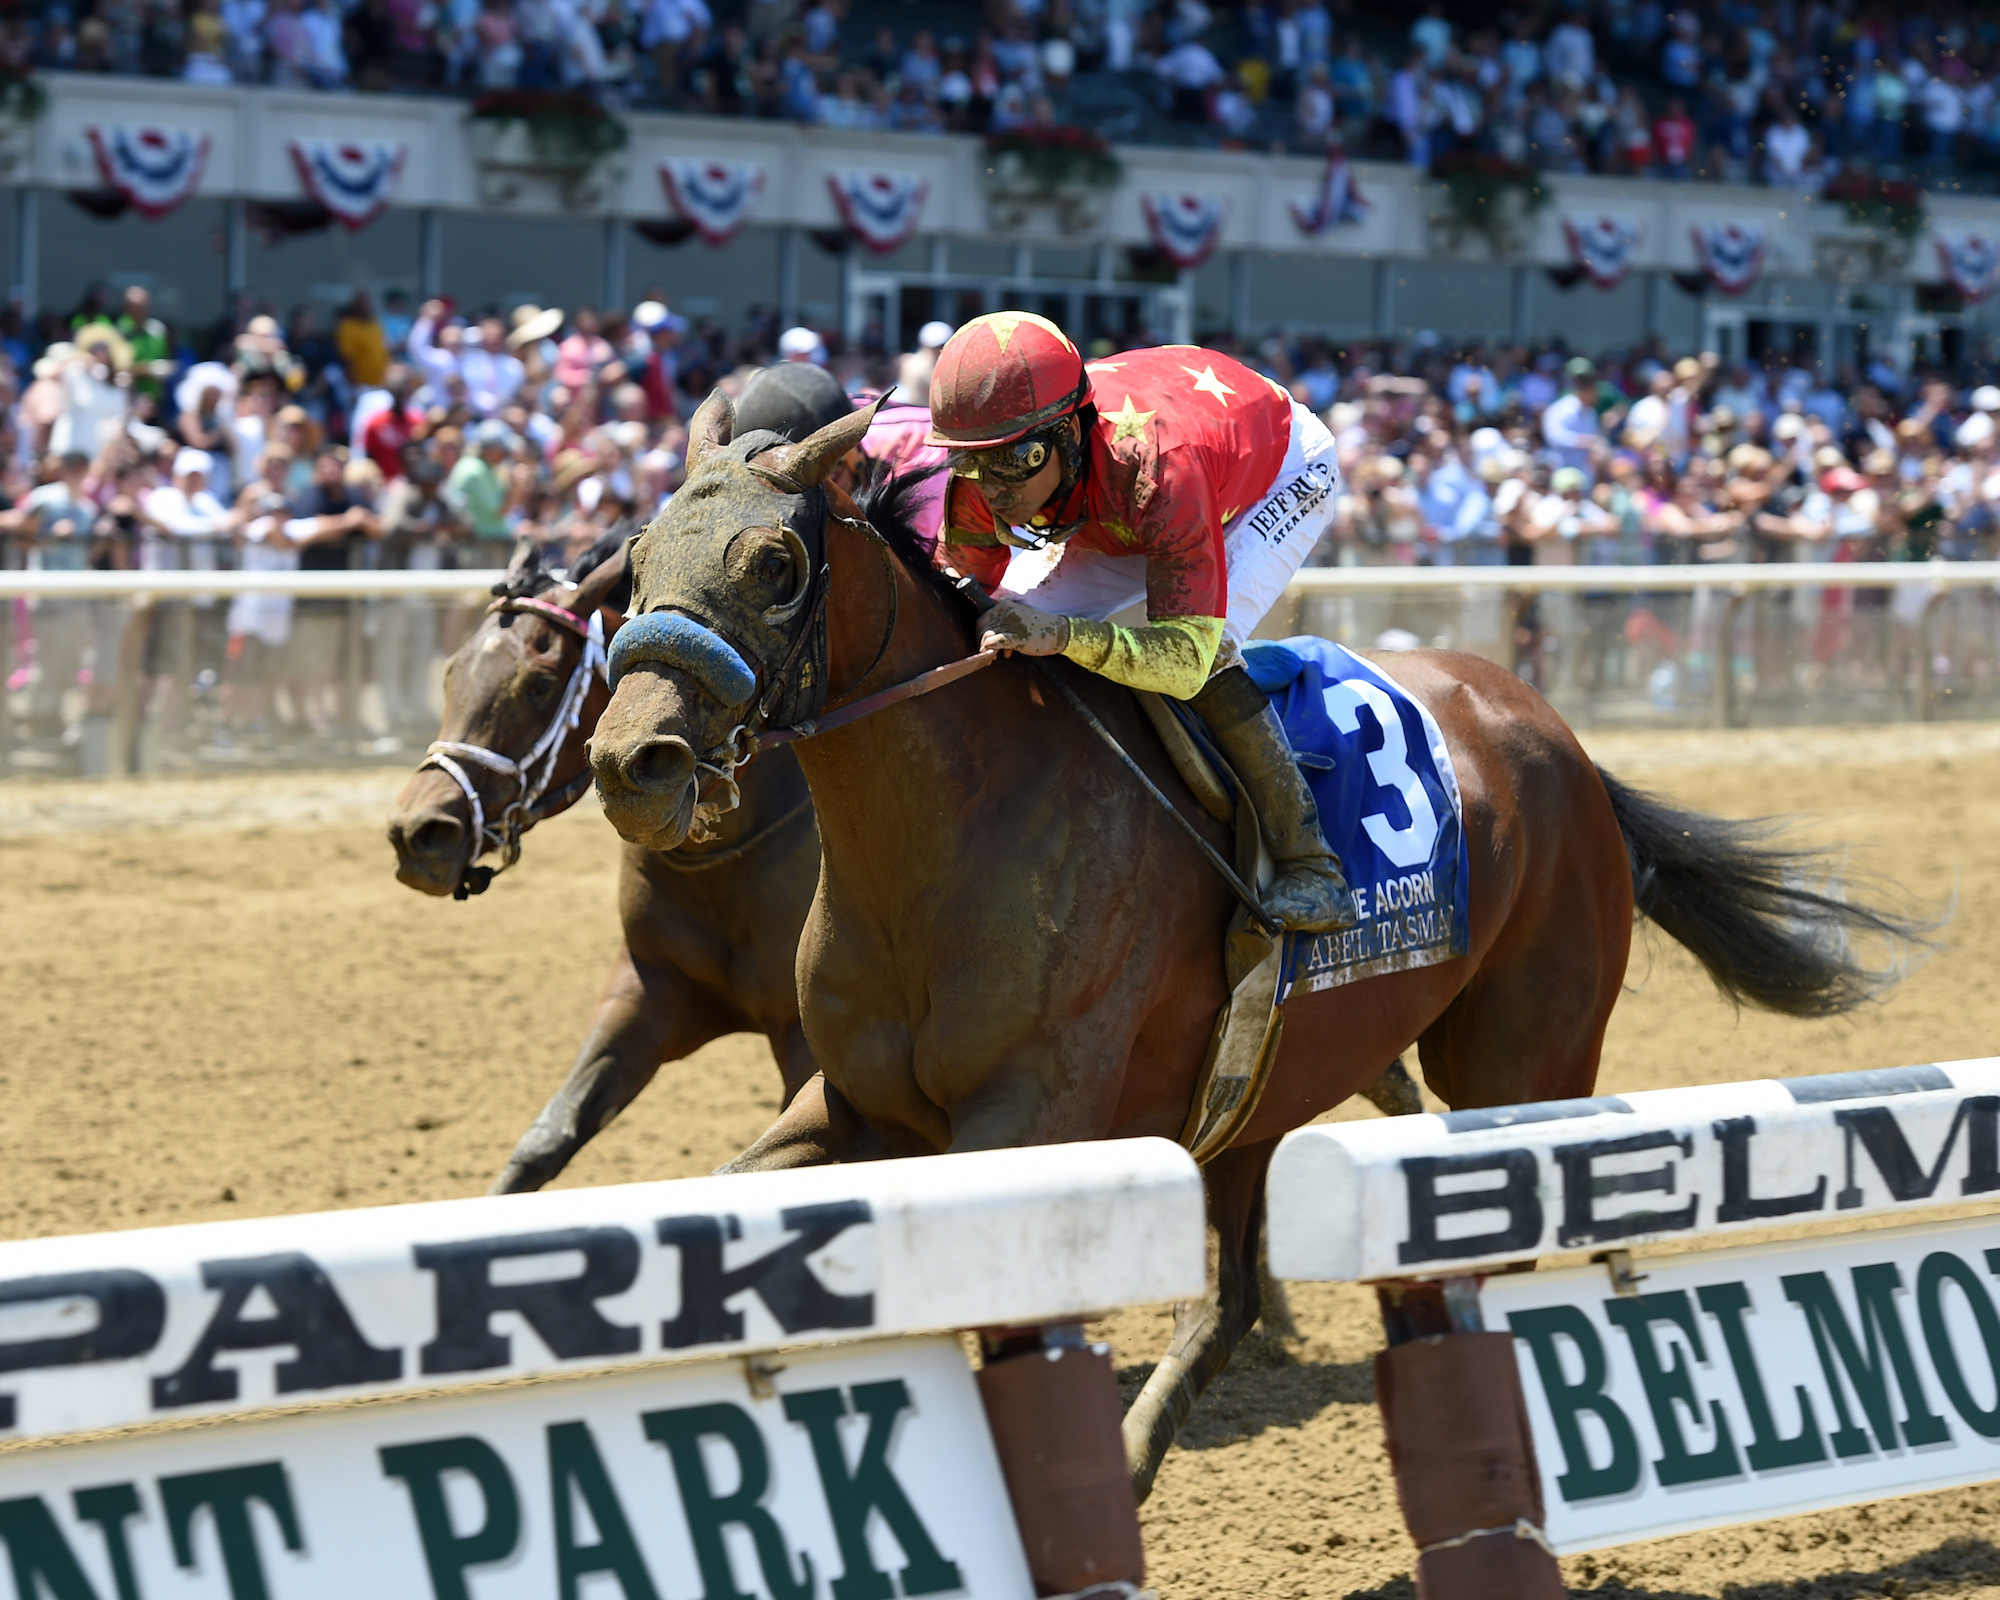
1597, 765, 1933, 1018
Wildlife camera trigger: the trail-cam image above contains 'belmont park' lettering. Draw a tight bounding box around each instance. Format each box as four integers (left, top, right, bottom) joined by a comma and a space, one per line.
1397, 1094, 2000, 1268
0, 1383, 960, 1600
0, 1202, 873, 1430
1511, 1245, 2000, 1506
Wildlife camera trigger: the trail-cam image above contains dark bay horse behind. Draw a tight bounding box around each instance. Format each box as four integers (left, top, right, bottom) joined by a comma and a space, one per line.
386, 537, 819, 1193
586, 394, 1923, 1497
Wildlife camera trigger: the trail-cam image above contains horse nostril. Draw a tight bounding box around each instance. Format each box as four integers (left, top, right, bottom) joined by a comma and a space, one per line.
628, 738, 695, 793
408, 816, 464, 863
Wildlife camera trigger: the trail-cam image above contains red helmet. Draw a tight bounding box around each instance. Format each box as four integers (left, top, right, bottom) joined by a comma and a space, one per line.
925, 312, 1088, 449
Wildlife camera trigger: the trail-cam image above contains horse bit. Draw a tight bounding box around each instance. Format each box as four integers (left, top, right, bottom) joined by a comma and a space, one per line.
419, 592, 608, 899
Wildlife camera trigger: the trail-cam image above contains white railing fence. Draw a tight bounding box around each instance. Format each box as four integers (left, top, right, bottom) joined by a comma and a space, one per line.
4, 563, 1999, 778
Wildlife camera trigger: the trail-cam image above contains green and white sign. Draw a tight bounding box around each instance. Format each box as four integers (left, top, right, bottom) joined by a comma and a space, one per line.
1485, 1215, 2000, 1554
0, 1335, 1033, 1600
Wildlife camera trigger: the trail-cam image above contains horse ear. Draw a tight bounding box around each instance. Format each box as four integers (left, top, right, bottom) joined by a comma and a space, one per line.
567, 539, 629, 619
757, 396, 883, 490
503, 535, 540, 587
685, 386, 736, 477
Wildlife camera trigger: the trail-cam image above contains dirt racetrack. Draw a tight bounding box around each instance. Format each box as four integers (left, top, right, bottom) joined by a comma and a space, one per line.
9, 722, 2000, 1598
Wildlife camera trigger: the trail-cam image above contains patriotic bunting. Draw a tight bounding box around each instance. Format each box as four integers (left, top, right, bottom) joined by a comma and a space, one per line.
289, 139, 406, 230
660, 158, 766, 246
827, 168, 929, 254
1936, 229, 2000, 302
86, 125, 211, 219
1691, 221, 1767, 296
1142, 192, 1230, 270
1562, 212, 1645, 289
1289, 152, 1369, 236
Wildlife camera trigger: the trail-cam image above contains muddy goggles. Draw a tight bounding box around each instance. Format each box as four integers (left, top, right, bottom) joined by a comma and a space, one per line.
948, 431, 1060, 486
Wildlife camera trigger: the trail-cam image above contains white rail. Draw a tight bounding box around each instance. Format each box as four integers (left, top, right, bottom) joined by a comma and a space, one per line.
3, 560, 1999, 600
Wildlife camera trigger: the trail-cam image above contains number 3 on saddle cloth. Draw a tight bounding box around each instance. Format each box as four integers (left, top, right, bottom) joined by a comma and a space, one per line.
1242, 636, 1471, 1000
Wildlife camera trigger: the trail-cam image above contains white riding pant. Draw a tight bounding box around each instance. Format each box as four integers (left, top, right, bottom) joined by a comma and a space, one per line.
995, 399, 1340, 655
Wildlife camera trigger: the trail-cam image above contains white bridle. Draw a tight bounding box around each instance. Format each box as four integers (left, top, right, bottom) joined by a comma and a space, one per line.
419, 594, 608, 895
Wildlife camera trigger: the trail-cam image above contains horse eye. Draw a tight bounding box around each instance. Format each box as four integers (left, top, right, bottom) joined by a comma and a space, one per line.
528, 672, 560, 700
758, 550, 789, 584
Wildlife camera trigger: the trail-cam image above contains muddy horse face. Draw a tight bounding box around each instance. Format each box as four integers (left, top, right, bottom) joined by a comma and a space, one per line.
590, 391, 874, 850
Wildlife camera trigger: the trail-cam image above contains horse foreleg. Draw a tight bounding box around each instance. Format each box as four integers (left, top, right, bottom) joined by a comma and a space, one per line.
490, 950, 725, 1194
717, 1072, 895, 1173
1123, 1139, 1273, 1502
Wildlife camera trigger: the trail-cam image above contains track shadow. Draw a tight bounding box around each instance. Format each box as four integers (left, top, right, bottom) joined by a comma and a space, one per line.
1335, 1538, 2000, 1600
1117, 1328, 1377, 1449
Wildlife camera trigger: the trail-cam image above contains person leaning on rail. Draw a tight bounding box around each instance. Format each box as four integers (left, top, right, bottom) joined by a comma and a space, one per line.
927, 310, 1359, 934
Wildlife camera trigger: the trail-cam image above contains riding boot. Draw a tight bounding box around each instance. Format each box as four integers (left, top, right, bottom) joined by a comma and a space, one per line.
1192, 664, 1360, 934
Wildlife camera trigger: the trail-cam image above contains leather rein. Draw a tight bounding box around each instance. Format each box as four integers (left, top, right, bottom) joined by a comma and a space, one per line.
419, 592, 610, 900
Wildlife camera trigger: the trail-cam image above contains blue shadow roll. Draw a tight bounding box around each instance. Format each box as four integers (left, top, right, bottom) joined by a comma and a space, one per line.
607, 612, 758, 707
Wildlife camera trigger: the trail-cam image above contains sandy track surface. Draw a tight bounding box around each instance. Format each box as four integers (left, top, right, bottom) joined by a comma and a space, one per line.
5, 723, 2000, 1597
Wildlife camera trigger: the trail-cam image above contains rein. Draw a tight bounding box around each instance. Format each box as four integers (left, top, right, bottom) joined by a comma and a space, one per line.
420, 592, 609, 900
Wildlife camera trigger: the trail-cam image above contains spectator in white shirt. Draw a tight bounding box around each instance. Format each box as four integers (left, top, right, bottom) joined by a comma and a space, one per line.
456, 320, 526, 417
1764, 103, 1812, 185
1544, 16, 1594, 88
142, 449, 236, 573
1923, 73, 1967, 169
52, 333, 131, 459
1541, 358, 1602, 478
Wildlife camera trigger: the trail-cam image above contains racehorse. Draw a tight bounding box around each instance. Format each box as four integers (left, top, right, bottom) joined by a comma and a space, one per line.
586, 393, 1924, 1496
385, 536, 820, 1194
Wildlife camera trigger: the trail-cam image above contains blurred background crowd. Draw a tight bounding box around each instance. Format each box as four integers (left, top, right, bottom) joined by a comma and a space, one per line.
8, 0, 2000, 187
6, 278, 2000, 767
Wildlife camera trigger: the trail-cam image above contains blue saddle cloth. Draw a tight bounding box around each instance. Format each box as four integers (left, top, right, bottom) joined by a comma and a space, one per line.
1240, 638, 1471, 1002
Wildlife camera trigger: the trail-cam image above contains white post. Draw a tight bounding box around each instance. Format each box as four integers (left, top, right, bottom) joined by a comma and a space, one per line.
1373, 258, 1396, 338
1230, 251, 1251, 342
777, 226, 799, 330
418, 209, 443, 299
12, 187, 35, 316
224, 200, 248, 299
601, 216, 625, 313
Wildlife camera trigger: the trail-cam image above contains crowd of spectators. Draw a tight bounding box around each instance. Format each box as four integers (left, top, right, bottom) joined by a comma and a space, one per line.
5, 278, 2000, 754
9, 0, 2000, 189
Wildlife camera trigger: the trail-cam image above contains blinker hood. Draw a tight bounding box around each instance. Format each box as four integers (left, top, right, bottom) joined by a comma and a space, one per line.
621, 433, 836, 727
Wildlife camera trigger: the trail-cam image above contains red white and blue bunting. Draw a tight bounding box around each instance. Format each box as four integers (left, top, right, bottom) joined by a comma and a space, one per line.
1936, 229, 2000, 303
1691, 221, 1767, 296
660, 158, 765, 246
289, 139, 405, 231
1288, 152, 1370, 236
1142, 192, 1230, 270
1562, 212, 1645, 290
86, 125, 211, 219
827, 168, 929, 254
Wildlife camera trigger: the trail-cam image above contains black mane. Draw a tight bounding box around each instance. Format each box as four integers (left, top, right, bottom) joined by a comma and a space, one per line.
852, 460, 979, 627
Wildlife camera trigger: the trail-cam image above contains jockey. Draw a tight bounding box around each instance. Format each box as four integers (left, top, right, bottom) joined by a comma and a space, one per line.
928, 311, 1358, 933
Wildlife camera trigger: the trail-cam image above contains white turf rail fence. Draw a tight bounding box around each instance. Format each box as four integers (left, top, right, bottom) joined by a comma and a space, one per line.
0, 1142, 1207, 1600
1267, 1058, 2000, 1598
9, 562, 2000, 761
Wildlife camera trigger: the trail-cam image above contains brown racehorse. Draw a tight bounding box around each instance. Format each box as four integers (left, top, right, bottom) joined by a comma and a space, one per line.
589, 396, 1921, 1496
386, 537, 820, 1194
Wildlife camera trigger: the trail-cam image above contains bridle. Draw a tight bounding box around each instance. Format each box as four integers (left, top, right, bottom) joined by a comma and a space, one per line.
420, 591, 609, 900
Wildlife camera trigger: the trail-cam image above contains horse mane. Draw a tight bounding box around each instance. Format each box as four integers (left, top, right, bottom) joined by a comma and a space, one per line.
851, 460, 978, 627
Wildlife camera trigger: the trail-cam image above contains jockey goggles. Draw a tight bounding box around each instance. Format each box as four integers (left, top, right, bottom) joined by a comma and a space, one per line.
947, 430, 1060, 486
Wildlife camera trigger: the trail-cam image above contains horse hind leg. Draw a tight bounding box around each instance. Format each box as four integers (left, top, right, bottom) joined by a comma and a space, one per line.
1122, 1138, 1273, 1502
